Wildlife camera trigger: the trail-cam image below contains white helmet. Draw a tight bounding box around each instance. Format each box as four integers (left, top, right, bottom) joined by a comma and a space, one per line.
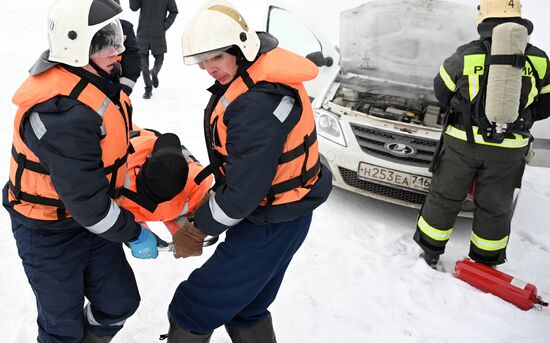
478, 0, 522, 23
181, 0, 261, 65
47, 0, 125, 67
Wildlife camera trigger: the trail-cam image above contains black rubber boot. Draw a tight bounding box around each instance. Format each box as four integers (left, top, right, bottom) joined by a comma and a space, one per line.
167, 313, 212, 343
83, 332, 114, 343
420, 250, 440, 269
225, 314, 277, 343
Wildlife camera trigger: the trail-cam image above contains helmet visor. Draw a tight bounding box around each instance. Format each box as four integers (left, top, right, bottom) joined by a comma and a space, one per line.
90, 20, 125, 58
183, 46, 231, 65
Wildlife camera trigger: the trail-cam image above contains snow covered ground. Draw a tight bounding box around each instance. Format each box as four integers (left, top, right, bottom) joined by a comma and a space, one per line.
1, 0, 549, 342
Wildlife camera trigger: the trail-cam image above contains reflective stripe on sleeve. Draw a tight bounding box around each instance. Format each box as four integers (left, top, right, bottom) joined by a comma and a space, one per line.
119, 77, 136, 89
439, 65, 457, 92
468, 74, 480, 101
471, 232, 509, 251
527, 55, 547, 79
29, 112, 47, 140
208, 192, 242, 227
417, 216, 453, 241
524, 77, 538, 108
540, 84, 550, 95
445, 125, 529, 148
273, 96, 295, 122
85, 199, 121, 234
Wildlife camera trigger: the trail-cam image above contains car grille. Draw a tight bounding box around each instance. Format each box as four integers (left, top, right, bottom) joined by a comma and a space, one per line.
338, 167, 426, 204
350, 124, 439, 167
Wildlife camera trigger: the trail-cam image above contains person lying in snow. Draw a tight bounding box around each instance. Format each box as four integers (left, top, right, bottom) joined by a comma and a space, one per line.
120, 128, 213, 239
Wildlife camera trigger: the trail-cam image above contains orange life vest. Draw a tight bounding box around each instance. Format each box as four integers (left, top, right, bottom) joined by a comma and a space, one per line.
120, 129, 213, 222
8, 65, 131, 221
207, 47, 320, 206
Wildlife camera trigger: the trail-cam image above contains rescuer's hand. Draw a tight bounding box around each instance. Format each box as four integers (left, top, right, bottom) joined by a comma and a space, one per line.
128, 225, 159, 259
172, 217, 207, 258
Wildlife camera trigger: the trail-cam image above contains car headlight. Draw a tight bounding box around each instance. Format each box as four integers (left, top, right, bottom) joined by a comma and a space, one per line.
315, 109, 346, 146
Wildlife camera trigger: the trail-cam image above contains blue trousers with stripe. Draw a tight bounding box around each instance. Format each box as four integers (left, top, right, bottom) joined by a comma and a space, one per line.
11, 219, 140, 343
168, 213, 311, 334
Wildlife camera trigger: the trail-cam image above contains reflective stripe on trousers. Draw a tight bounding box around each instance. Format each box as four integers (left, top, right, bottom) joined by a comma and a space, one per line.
417, 215, 453, 242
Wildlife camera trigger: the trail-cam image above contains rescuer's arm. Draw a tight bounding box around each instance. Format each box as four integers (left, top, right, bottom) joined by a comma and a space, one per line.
164, 0, 178, 30
21, 97, 141, 243
433, 51, 462, 107
533, 53, 550, 121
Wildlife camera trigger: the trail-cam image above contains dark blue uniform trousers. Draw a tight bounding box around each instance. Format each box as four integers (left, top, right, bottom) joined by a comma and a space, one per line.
169, 213, 312, 334
11, 219, 140, 343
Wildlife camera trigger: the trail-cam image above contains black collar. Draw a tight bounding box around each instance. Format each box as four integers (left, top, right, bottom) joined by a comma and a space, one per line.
62, 64, 122, 104
477, 17, 534, 39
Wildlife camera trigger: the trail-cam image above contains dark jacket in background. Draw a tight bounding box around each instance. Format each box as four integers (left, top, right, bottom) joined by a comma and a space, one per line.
120, 19, 141, 95
129, 0, 178, 55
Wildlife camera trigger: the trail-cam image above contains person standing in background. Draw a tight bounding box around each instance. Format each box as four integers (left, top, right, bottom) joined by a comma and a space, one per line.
413, 0, 550, 269
130, 0, 178, 99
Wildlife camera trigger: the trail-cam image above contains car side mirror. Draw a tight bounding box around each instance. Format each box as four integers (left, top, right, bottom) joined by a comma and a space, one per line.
306, 51, 334, 67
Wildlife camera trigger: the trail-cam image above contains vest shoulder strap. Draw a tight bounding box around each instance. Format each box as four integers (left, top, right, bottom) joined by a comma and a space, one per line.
116, 187, 158, 214
241, 70, 255, 89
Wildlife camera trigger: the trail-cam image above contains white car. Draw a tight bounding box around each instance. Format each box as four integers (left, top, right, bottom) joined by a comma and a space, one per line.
262, 0, 549, 212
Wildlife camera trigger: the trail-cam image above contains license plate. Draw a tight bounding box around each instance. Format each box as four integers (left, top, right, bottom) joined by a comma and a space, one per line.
357, 162, 431, 192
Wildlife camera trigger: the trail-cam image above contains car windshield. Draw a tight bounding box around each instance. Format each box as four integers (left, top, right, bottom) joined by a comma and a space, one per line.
339, 0, 477, 88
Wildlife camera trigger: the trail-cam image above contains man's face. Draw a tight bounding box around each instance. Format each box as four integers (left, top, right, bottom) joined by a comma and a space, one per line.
89, 46, 119, 74
199, 52, 238, 85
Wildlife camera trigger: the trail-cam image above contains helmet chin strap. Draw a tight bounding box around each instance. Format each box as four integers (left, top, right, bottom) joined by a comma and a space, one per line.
89, 59, 122, 82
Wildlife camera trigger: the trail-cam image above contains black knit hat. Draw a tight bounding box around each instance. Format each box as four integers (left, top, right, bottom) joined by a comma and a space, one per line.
136, 133, 188, 204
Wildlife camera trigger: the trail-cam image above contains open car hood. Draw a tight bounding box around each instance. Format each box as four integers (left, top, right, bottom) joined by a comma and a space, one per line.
340, 0, 477, 88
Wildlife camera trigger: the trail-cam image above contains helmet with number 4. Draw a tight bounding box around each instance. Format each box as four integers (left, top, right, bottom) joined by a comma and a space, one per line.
478, 0, 522, 23
47, 0, 125, 67
181, 0, 261, 65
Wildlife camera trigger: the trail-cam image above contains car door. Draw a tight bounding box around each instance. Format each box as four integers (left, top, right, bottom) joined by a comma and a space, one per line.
530, 117, 550, 167
261, 1, 340, 101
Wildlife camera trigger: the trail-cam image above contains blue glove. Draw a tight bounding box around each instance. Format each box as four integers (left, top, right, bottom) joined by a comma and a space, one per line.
128, 226, 159, 259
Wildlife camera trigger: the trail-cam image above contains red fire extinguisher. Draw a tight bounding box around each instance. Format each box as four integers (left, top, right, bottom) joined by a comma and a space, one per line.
454, 258, 548, 311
